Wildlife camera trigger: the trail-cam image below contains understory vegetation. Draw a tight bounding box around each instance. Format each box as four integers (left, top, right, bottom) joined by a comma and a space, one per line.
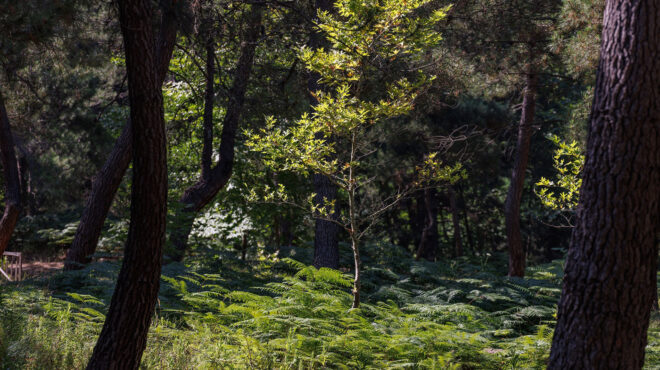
1, 239, 659, 369
1, 246, 555, 369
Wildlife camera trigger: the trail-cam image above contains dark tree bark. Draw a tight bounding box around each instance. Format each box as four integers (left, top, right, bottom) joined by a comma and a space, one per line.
312, 172, 340, 268
169, 5, 263, 261
504, 65, 538, 277
65, 2, 179, 270
416, 187, 439, 261
548, 1, 660, 368
201, 37, 215, 182
448, 186, 463, 257
458, 185, 474, 250
412, 191, 426, 249
0, 90, 22, 256
278, 214, 294, 246
65, 123, 132, 269
85, 0, 167, 368
17, 150, 29, 215
310, 0, 340, 270
14, 141, 35, 216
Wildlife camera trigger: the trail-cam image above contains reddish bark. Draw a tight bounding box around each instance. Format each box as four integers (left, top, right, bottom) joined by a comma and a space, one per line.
0, 90, 21, 256
548, 1, 660, 367
504, 68, 538, 277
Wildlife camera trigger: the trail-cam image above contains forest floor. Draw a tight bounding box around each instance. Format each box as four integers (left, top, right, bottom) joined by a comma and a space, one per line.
1, 243, 660, 369
22, 260, 63, 277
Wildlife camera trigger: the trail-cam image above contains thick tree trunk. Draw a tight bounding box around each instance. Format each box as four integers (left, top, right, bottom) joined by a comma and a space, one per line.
312, 172, 340, 268
504, 68, 538, 277
448, 186, 463, 257
548, 1, 660, 368
311, 0, 340, 269
65, 2, 178, 270
0, 90, 22, 256
416, 187, 439, 261
169, 5, 263, 261
86, 0, 168, 368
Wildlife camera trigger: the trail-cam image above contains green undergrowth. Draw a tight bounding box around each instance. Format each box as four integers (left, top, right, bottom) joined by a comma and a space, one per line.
0, 244, 657, 369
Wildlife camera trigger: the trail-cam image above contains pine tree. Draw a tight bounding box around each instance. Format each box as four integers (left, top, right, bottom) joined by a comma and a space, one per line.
86, 0, 168, 366
548, 0, 660, 367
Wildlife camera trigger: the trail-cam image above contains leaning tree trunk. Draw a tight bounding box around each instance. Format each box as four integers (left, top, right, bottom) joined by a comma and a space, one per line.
504, 65, 538, 277
0, 90, 22, 256
169, 5, 263, 261
65, 123, 132, 269
311, 0, 340, 269
85, 0, 168, 368
65, 2, 178, 270
548, 1, 660, 368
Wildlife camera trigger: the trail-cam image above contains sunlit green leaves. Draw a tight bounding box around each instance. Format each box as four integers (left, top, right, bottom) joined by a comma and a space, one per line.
304, 0, 449, 85
416, 152, 467, 185
535, 134, 584, 212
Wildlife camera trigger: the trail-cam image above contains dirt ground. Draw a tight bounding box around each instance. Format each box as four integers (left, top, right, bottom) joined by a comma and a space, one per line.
22, 260, 64, 277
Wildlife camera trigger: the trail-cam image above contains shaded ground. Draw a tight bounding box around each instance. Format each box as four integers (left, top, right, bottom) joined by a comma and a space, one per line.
22, 260, 64, 277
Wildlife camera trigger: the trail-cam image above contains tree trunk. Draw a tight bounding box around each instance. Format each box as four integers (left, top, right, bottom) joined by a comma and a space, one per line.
0, 90, 22, 256
200, 37, 215, 182
416, 187, 439, 261
548, 1, 660, 367
350, 233, 361, 308
65, 123, 132, 269
169, 5, 263, 261
65, 2, 179, 270
312, 172, 340, 268
241, 232, 248, 261
438, 205, 451, 246
448, 186, 463, 257
17, 151, 29, 216
86, 0, 168, 367
412, 191, 426, 249
310, 0, 340, 270
504, 66, 538, 277
405, 195, 421, 250
14, 141, 35, 216
458, 185, 474, 250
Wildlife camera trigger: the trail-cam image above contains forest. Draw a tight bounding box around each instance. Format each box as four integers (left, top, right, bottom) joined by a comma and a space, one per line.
0, 0, 658, 368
